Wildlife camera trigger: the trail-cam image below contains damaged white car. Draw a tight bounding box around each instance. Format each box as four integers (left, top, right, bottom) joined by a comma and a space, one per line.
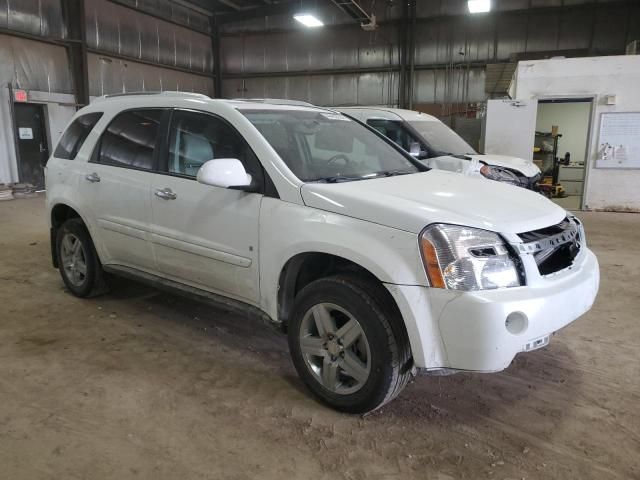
46, 94, 598, 414
335, 106, 542, 190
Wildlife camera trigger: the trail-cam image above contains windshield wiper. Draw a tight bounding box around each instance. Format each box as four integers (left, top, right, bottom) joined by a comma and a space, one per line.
313, 175, 368, 183
377, 170, 413, 177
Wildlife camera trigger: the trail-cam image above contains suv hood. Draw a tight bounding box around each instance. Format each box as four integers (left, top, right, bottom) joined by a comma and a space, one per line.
471, 154, 541, 177
301, 170, 565, 235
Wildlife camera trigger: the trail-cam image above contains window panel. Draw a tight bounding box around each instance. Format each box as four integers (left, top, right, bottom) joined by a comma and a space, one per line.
98, 109, 163, 170
167, 110, 263, 186
54, 112, 103, 160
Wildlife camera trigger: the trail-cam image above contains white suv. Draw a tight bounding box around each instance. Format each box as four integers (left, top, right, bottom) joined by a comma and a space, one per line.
335, 107, 542, 189
46, 92, 599, 413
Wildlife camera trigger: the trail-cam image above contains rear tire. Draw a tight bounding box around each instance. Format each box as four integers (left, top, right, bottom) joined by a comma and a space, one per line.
56, 218, 107, 298
288, 274, 412, 414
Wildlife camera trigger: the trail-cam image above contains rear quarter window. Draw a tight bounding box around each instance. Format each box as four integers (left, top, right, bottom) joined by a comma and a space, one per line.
53, 112, 103, 160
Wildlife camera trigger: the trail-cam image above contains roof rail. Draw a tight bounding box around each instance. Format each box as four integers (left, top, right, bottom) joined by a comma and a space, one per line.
93, 91, 210, 103
230, 98, 315, 107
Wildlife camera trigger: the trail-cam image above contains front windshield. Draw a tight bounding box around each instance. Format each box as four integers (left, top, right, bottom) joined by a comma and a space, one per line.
409, 121, 477, 156
241, 109, 421, 182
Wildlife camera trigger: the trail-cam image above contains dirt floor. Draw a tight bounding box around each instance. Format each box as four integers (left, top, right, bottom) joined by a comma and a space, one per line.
0, 196, 639, 480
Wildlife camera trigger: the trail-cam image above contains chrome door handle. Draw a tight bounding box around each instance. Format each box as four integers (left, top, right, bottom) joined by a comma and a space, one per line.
154, 188, 177, 200
85, 172, 100, 183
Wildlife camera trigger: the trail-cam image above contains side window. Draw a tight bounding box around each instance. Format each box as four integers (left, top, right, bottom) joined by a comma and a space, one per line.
54, 112, 103, 160
97, 109, 163, 170
167, 110, 263, 186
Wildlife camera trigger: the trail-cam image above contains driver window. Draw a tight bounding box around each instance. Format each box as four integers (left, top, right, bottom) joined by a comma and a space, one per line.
167, 110, 262, 182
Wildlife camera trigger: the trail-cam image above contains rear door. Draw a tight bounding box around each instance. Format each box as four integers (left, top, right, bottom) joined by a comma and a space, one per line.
79, 108, 166, 272
149, 109, 263, 304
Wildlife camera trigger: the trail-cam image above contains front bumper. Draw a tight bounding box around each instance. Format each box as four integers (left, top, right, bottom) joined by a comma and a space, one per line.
388, 248, 599, 371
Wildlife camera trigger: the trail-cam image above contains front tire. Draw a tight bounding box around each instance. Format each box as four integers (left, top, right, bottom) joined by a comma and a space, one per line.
56, 218, 107, 298
288, 275, 412, 414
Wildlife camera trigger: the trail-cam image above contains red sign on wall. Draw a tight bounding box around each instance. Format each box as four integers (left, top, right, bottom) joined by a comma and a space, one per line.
14, 89, 28, 102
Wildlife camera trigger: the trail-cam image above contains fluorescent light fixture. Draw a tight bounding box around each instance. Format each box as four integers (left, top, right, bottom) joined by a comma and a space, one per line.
293, 14, 324, 27
468, 0, 491, 13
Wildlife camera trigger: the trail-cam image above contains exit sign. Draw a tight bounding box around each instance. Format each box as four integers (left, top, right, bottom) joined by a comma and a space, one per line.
14, 89, 28, 102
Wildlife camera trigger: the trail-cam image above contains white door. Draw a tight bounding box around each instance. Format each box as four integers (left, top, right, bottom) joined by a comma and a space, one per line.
149, 109, 263, 304
79, 109, 164, 272
483, 99, 538, 160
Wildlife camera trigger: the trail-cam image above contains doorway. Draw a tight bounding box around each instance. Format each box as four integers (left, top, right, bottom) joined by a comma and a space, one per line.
14, 103, 49, 189
534, 99, 592, 210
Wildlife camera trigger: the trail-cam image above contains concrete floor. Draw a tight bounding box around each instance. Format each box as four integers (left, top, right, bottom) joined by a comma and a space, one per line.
1, 196, 639, 480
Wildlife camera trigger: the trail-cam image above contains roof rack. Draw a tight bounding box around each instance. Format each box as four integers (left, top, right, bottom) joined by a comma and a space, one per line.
230, 98, 315, 107
93, 91, 210, 102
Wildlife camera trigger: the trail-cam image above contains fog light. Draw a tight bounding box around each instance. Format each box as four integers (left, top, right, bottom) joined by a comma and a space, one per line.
505, 311, 528, 335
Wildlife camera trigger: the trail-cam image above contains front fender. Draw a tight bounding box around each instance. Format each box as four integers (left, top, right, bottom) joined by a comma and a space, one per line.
258, 198, 428, 319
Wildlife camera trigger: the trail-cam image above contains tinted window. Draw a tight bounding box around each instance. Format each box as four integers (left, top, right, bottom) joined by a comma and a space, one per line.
98, 109, 163, 170
54, 112, 103, 160
167, 110, 263, 185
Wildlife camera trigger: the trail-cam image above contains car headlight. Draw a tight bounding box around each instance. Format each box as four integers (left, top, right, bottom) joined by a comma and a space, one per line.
480, 164, 521, 186
419, 224, 523, 291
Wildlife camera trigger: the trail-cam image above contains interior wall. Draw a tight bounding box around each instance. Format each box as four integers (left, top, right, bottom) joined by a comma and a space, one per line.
514, 55, 640, 211
219, 0, 640, 107
536, 102, 591, 163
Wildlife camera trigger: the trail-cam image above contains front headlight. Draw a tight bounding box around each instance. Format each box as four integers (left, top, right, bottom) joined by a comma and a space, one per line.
480, 164, 521, 186
420, 224, 523, 291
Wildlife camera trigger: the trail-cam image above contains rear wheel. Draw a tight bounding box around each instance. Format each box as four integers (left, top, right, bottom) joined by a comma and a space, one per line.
288, 275, 412, 413
56, 218, 107, 297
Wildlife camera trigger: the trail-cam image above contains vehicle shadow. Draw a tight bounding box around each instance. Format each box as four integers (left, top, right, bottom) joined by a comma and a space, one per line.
103, 275, 584, 426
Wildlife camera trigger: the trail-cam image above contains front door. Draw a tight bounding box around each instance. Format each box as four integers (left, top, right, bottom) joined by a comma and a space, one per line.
14, 103, 49, 189
150, 109, 263, 304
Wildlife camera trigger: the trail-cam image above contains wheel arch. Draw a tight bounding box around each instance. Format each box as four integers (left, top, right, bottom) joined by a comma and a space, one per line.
277, 252, 403, 330
49, 203, 91, 268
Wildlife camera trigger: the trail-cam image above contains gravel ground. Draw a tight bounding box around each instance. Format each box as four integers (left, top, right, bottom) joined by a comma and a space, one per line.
1, 196, 638, 479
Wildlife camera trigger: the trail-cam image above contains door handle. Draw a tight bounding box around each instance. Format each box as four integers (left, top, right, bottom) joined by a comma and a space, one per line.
154, 188, 177, 200
85, 172, 101, 183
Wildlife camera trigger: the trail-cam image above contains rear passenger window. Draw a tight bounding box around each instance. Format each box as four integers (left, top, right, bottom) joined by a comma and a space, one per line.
54, 112, 103, 160
97, 109, 162, 170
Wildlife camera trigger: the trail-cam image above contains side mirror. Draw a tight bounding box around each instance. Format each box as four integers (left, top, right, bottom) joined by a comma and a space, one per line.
409, 142, 421, 157
197, 158, 253, 190
408, 142, 428, 160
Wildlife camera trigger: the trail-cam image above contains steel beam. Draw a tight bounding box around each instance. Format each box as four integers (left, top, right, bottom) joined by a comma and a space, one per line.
210, 16, 223, 98
62, 0, 90, 106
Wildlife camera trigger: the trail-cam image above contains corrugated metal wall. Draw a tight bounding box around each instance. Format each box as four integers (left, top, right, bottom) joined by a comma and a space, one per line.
0, 0, 66, 38
220, 0, 640, 106
0, 0, 214, 97
85, 0, 213, 74
88, 52, 213, 96
114, 0, 210, 33
0, 34, 73, 93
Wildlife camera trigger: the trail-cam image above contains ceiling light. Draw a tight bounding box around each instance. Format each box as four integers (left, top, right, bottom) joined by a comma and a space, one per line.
293, 14, 324, 27
468, 0, 491, 13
